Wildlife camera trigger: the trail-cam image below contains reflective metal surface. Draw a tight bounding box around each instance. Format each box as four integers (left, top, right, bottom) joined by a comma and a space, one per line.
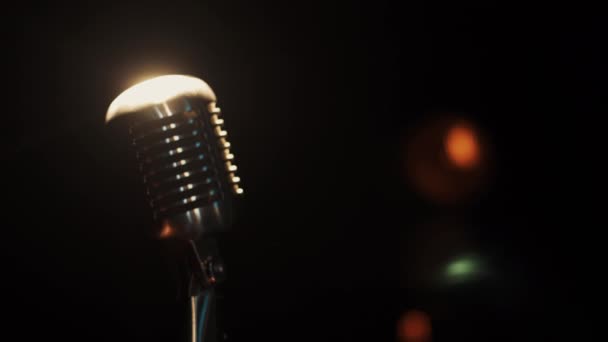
106, 75, 217, 123
106, 75, 243, 239
107, 76, 239, 342
118, 96, 242, 239
189, 290, 216, 342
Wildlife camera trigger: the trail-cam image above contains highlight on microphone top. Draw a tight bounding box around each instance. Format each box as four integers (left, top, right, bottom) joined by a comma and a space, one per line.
106, 74, 217, 123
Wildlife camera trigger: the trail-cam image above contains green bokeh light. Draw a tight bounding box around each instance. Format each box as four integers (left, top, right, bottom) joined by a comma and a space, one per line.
445, 257, 479, 279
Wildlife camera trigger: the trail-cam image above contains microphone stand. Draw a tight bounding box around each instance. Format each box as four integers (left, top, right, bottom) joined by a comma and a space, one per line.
184, 239, 225, 342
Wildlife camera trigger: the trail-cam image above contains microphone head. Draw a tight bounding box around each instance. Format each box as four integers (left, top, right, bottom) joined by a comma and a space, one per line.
106, 75, 243, 240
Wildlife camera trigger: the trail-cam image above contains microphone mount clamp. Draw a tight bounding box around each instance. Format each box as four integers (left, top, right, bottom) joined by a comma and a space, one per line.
186, 240, 225, 296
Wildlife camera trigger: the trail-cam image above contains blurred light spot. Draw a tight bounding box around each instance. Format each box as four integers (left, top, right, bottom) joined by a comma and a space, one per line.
447, 258, 476, 277
403, 116, 491, 204
399, 218, 475, 289
398, 310, 432, 342
445, 124, 479, 169
159, 224, 173, 238
445, 255, 484, 283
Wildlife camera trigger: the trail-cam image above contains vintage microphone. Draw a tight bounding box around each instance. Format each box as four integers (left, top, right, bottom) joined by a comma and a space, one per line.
105, 74, 243, 342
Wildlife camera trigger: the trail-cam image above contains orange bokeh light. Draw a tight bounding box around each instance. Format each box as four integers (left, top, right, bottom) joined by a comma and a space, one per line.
398, 310, 432, 342
159, 224, 174, 238
445, 124, 480, 169
404, 116, 490, 204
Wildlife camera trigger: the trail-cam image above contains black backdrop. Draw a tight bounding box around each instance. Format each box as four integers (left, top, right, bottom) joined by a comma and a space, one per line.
2, 1, 598, 341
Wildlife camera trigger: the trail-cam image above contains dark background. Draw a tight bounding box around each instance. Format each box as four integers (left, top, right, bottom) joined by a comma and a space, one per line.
2, 1, 598, 341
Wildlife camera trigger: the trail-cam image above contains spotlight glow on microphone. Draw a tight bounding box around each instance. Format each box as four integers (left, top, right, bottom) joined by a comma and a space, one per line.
106, 74, 243, 342
106, 74, 243, 239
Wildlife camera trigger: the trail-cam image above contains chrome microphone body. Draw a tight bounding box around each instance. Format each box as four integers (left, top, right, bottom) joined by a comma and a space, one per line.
106, 75, 243, 239
106, 75, 243, 342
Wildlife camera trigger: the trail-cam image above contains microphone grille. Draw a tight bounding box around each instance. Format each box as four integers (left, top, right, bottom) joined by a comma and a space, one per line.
129, 99, 243, 224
